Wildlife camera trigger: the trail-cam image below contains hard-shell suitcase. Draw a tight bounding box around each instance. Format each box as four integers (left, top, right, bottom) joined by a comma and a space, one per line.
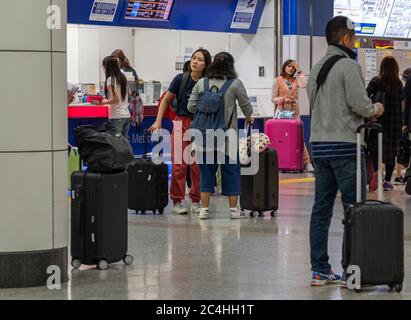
240, 148, 279, 217
127, 157, 169, 215
343, 123, 404, 292
70, 171, 134, 270
265, 119, 304, 172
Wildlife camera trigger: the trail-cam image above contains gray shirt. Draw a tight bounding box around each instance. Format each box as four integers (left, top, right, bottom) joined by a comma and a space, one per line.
187, 78, 253, 130
307, 45, 377, 144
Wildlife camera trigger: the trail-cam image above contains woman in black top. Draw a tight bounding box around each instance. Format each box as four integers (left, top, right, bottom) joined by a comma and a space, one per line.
366, 56, 404, 191
148, 49, 212, 216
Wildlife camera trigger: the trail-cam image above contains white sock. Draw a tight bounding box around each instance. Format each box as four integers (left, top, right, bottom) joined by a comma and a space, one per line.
202, 207, 209, 211
230, 207, 238, 212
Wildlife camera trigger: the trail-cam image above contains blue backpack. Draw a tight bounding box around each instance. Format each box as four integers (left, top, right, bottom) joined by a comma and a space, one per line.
191, 78, 235, 139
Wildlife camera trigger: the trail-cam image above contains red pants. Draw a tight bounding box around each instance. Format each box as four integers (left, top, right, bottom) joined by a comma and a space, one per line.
170, 116, 200, 204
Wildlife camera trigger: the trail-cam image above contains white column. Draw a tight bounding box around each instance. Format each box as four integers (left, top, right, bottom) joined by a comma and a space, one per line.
0, 0, 68, 288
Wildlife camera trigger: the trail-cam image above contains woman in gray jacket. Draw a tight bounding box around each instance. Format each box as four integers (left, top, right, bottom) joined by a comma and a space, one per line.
188, 52, 254, 220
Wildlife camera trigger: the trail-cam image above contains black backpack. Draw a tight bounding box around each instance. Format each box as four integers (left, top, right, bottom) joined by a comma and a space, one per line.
74, 125, 135, 173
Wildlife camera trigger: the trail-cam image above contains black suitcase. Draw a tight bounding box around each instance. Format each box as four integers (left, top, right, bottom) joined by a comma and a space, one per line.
343, 123, 404, 292
128, 157, 169, 215
70, 171, 134, 270
240, 148, 279, 217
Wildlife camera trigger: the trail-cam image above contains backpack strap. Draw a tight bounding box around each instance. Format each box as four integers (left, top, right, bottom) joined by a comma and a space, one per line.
218, 78, 236, 95
177, 72, 191, 101
203, 77, 210, 92
316, 55, 346, 95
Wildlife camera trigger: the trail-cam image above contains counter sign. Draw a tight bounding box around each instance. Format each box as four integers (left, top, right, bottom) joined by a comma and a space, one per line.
89, 0, 119, 22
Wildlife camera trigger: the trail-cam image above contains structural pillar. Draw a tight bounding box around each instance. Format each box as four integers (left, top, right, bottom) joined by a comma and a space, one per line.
0, 0, 69, 288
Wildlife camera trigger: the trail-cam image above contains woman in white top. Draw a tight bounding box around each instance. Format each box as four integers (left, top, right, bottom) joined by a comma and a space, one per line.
92, 56, 130, 137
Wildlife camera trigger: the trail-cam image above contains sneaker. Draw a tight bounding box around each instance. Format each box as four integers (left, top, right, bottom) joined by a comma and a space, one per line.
190, 203, 200, 216
305, 163, 315, 173
199, 208, 209, 220
172, 202, 188, 215
394, 177, 405, 185
310, 271, 342, 287
230, 208, 249, 220
369, 172, 378, 192
383, 182, 394, 191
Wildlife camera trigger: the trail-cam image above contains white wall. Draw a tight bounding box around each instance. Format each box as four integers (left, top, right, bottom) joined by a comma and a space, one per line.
282, 35, 328, 116
67, 25, 134, 86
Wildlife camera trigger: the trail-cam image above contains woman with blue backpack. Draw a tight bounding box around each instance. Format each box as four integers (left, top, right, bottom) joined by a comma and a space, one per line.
188, 52, 254, 220
149, 49, 212, 216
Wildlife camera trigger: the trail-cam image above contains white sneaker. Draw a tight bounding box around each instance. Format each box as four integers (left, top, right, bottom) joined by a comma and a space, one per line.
199, 208, 209, 220
191, 203, 201, 216
172, 202, 188, 215
305, 163, 315, 173
230, 208, 249, 220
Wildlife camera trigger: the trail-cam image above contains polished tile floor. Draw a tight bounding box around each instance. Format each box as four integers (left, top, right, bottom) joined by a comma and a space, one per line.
1, 174, 410, 300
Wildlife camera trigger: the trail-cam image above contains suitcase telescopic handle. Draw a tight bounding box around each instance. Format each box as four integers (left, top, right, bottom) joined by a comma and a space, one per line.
357, 123, 383, 203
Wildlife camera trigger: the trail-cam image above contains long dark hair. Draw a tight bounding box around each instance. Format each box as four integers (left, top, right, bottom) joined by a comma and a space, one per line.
191, 48, 212, 77
206, 52, 237, 80
379, 56, 403, 96
111, 49, 131, 69
103, 56, 128, 101
281, 59, 296, 77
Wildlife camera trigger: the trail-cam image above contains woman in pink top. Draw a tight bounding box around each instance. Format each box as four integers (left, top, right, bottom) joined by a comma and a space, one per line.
271, 59, 314, 173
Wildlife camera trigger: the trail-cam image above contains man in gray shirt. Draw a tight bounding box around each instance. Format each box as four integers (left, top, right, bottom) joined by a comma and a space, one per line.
307, 16, 384, 287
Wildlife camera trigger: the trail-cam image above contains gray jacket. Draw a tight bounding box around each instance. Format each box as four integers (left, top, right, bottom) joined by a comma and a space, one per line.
308, 45, 377, 144
187, 78, 253, 130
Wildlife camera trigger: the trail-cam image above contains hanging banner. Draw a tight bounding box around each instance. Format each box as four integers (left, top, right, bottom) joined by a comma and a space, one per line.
230, 0, 258, 29
89, 0, 119, 22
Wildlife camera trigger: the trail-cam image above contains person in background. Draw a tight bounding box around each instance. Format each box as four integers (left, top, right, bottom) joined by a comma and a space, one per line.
395, 67, 411, 184
112, 49, 139, 81
188, 52, 254, 220
67, 82, 79, 105
272, 60, 314, 173
366, 56, 404, 192
149, 49, 212, 216
307, 16, 384, 287
92, 56, 130, 138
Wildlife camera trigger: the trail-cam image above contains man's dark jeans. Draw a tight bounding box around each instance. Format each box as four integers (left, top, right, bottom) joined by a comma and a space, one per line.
310, 158, 366, 274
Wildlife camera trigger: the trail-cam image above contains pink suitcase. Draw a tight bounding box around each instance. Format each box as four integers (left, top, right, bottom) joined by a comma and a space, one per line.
265, 119, 304, 172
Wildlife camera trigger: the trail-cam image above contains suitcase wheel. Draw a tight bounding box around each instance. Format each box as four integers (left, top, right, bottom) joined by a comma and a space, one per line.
152, 209, 157, 215
258, 211, 264, 217
271, 211, 277, 217
97, 259, 109, 270
71, 258, 81, 269
158, 208, 164, 215
123, 255, 134, 266
249, 211, 256, 218
389, 283, 403, 293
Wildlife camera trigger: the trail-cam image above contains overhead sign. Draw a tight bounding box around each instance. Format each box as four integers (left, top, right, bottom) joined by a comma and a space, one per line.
124, 0, 174, 21
231, 0, 258, 29
89, 0, 119, 22
334, 0, 411, 39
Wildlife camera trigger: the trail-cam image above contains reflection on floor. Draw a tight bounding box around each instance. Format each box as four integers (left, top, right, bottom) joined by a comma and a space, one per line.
1, 174, 410, 300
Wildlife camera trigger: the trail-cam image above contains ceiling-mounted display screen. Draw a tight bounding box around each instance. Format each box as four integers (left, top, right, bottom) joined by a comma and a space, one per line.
124, 0, 174, 21
334, 0, 411, 39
